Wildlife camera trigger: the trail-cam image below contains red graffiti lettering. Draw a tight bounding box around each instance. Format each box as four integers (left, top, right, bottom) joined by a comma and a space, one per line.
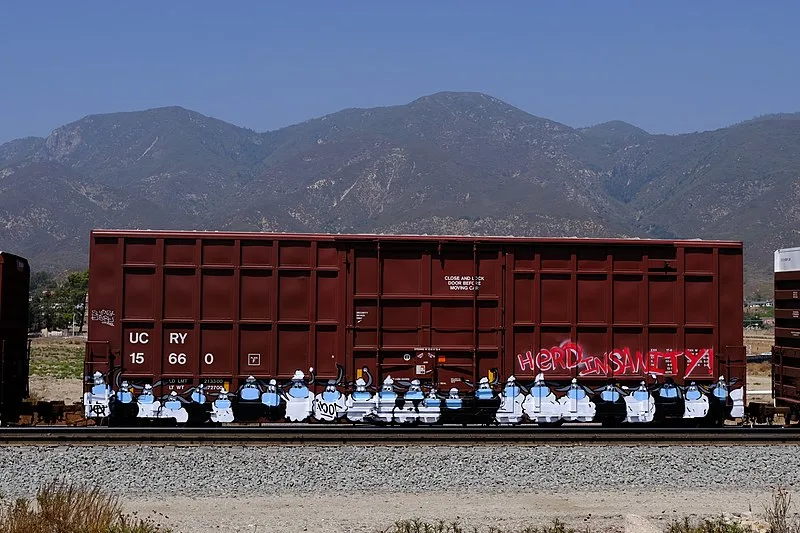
515, 343, 715, 379
536, 349, 553, 372
518, 350, 535, 372
551, 346, 565, 370
564, 343, 581, 369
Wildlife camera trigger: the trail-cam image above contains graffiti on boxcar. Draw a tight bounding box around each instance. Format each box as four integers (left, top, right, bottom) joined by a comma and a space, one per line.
516, 341, 713, 378
90, 309, 115, 327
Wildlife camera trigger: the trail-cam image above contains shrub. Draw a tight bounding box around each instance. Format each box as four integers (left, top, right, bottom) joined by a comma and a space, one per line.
665, 516, 756, 533
764, 487, 800, 533
0, 480, 171, 533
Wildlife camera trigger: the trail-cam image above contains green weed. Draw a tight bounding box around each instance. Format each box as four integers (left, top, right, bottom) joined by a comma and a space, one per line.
665, 515, 756, 533
29, 339, 84, 379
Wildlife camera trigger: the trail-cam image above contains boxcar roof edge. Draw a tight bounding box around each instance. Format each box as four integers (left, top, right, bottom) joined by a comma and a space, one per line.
89, 229, 743, 248
0, 251, 29, 264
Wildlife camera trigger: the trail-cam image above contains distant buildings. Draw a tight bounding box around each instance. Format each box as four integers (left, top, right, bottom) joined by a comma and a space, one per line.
744, 299, 773, 308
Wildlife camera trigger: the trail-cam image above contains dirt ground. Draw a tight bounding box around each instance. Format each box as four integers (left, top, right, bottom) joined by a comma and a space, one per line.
744, 331, 774, 357
122, 490, 777, 533
27, 335, 85, 404
746, 361, 773, 406
28, 377, 83, 404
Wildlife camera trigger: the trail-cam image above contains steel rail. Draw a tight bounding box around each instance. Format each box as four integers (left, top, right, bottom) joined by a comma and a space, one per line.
0, 425, 798, 446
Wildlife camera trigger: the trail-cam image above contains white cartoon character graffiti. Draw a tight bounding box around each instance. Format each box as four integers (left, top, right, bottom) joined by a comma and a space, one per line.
370, 376, 398, 424
647, 377, 685, 423
623, 381, 656, 423
116, 380, 134, 404
392, 378, 423, 424
708, 376, 744, 421
496, 376, 525, 425
682, 381, 710, 419
233, 375, 264, 421
261, 379, 280, 407
313, 379, 347, 422
136, 384, 160, 419
210, 388, 234, 423
728, 385, 745, 419
591, 380, 627, 426
183, 383, 208, 424
160, 390, 189, 423
285, 369, 314, 422
239, 375, 260, 401
261, 378, 286, 421
557, 378, 596, 422
465, 373, 501, 425
474, 377, 494, 400
346, 373, 375, 423
83, 371, 112, 418
190, 383, 206, 405
417, 387, 441, 424
522, 373, 561, 424
445, 387, 463, 410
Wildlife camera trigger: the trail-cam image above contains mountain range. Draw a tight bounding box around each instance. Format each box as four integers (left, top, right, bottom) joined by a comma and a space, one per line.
1, 91, 798, 296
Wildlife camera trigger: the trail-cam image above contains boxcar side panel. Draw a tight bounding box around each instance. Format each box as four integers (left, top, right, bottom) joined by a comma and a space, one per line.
773, 247, 800, 406
87, 231, 745, 399
507, 242, 742, 385
348, 240, 505, 391
87, 233, 348, 397
717, 247, 745, 386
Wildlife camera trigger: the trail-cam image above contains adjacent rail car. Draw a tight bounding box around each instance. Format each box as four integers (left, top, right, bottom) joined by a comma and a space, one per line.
84, 230, 746, 426
773, 247, 800, 422
0, 251, 30, 425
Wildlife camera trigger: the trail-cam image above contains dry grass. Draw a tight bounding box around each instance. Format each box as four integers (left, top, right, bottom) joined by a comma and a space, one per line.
744, 330, 775, 357
748, 361, 773, 378
764, 487, 800, 533
0, 480, 172, 533
29, 337, 84, 379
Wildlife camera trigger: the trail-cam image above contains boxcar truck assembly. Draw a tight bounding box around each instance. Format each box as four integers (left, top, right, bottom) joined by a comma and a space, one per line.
0, 252, 30, 426
773, 246, 800, 424
83, 230, 746, 427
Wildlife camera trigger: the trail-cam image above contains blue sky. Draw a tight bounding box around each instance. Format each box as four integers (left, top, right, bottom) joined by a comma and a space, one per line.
1, 2, 798, 143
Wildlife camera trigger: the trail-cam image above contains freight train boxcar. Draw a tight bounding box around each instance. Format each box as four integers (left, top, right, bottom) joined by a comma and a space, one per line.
84, 230, 745, 425
0, 251, 30, 425
773, 246, 800, 422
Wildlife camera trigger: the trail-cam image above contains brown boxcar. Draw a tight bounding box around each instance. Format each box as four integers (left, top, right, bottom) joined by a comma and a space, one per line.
773, 247, 800, 416
0, 251, 31, 424
84, 230, 745, 400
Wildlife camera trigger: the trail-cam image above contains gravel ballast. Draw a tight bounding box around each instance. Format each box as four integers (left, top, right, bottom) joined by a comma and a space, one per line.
0, 444, 796, 497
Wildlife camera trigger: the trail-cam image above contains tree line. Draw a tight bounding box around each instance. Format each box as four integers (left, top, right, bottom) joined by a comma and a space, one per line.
28, 270, 89, 334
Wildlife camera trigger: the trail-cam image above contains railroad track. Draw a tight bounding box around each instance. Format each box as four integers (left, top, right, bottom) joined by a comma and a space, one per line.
0, 425, 798, 446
